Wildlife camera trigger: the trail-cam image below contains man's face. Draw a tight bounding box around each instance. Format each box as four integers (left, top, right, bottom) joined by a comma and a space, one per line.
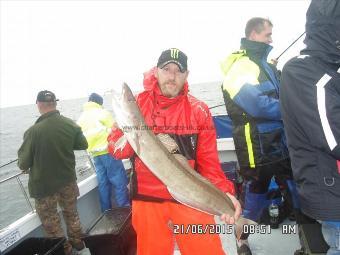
249, 21, 273, 44
156, 63, 189, 98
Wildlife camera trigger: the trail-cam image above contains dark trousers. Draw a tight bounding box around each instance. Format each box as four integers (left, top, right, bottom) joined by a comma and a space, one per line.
240, 158, 293, 193
239, 159, 296, 239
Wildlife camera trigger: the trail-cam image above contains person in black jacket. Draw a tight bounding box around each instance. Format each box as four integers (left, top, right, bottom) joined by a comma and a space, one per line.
280, 1, 340, 254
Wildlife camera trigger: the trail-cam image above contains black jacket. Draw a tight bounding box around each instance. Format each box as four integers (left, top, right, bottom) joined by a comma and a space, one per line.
280, 0, 340, 220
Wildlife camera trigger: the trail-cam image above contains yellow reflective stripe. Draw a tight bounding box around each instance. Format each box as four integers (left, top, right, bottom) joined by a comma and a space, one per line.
245, 123, 255, 168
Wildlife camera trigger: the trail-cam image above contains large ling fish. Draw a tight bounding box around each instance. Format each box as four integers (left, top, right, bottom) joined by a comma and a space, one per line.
112, 83, 256, 238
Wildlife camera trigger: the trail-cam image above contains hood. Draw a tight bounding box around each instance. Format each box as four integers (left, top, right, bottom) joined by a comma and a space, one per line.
301, 0, 340, 66
142, 66, 189, 96
220, 51, 245, 75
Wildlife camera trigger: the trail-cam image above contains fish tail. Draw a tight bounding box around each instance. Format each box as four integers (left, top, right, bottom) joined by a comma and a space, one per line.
234, 217, 257, 240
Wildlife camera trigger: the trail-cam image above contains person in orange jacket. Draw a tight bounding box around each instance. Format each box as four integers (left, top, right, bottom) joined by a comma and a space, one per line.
107, 48, 241, 255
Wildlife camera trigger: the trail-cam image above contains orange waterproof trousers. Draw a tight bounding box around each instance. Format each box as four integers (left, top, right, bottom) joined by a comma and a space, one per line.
132, 200, 226, 255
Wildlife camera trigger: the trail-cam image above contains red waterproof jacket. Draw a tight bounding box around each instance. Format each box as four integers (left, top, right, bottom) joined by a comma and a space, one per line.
108, 67, 235, 200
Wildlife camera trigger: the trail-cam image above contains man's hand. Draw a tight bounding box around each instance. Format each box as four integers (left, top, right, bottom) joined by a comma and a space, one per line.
21, 169, 29, 174
220, 193, 242, 224
111, 121, 119, 129
270, 58, 278, 66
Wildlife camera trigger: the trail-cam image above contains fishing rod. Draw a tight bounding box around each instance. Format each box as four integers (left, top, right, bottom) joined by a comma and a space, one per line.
276, 31, 306, 61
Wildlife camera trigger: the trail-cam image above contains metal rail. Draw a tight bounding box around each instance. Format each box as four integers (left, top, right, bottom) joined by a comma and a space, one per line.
0, 172, 22, 184
209, 103, 225, 110
0, 161, 34, 214
0, 158, 18, 169
16, 174, 34, 211
0, 151, 95, 230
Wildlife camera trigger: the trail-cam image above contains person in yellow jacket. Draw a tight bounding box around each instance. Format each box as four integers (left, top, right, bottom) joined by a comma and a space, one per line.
77, 93, 129, 211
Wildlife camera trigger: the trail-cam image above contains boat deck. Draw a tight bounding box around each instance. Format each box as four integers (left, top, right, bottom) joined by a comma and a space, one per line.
243, 220, 299, 255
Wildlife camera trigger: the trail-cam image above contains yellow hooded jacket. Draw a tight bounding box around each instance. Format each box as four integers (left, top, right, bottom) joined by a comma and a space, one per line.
77, 101, 114, 157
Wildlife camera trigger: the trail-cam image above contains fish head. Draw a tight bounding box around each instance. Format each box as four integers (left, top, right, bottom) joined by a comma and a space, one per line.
112, 83, 143, 131
122, 82, 135, 103
112, 83, 146, 153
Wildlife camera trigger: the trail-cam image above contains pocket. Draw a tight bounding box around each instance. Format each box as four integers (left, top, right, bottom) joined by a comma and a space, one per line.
256, 122, 289, 164
258, 128, 282, 155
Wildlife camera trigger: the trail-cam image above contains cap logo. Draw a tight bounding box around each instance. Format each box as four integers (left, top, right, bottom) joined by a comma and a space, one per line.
170, 48, 180, 59
157, 48, 187, 72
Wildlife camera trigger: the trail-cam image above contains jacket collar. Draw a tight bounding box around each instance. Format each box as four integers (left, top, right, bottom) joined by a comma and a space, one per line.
36, 110, 59, 124
240, 38, 272, 61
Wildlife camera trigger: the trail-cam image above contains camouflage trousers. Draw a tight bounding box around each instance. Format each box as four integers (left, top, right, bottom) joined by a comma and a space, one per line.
35, 181, 85, 255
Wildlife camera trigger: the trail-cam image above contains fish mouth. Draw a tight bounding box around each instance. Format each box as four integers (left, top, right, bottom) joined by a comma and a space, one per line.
122, 83, 136, 102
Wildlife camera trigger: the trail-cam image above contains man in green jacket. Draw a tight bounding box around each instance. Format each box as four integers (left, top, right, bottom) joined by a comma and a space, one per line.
18, 90, 90, 255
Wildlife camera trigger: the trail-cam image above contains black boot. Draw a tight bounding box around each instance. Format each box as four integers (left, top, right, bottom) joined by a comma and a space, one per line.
293, 248, 306, 255
236, 239, 252, 255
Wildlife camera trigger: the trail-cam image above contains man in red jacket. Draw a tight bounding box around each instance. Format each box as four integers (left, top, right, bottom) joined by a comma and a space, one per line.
108, 48, 241, 255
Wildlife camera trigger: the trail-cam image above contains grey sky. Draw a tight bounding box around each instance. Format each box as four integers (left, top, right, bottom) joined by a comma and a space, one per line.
0, 0, 310, 108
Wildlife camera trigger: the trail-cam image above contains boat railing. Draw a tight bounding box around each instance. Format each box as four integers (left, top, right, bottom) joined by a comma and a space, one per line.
0, 151, 96, 231
0, 170, 34, 212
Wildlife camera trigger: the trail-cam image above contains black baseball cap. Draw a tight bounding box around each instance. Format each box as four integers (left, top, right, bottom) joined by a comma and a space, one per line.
157, 48, 188, 72
36, 90, 59, 103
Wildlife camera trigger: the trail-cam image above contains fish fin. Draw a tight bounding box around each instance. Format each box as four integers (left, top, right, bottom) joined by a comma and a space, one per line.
113, 136, 128, 153
167, 186, 216, 215
126, 131, 140, 155
234, 217, 258, 240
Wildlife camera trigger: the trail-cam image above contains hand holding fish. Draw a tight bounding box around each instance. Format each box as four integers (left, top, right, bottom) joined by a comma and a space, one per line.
220, 193, 242, 224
